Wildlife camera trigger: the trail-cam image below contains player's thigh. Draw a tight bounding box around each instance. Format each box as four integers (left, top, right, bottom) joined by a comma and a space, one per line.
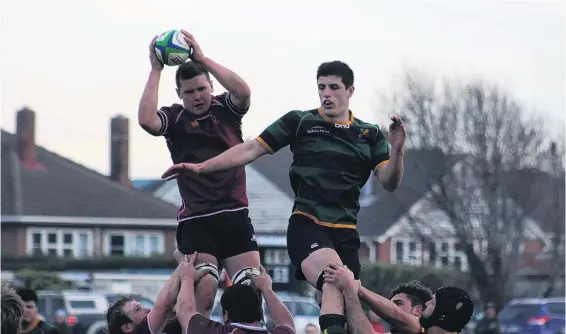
176, 219, 220, 263
287, 214, 340, 285
333, 228, 362, 279
217, 210, 261, 276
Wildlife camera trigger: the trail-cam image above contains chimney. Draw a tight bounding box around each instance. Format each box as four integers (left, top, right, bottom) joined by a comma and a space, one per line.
110, 115, 130, 187
16, 107, 44, 170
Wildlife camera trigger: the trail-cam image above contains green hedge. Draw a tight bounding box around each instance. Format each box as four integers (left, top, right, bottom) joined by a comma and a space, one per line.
359, 261, 474, 297
1, 255, 177, 271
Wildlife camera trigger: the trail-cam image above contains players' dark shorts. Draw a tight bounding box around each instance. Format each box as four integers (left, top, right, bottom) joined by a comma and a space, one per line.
176, 209, 259, 260
287, 214, 361, 281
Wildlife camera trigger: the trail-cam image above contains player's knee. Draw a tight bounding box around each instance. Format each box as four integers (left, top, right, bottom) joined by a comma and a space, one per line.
231, 267, 260, 285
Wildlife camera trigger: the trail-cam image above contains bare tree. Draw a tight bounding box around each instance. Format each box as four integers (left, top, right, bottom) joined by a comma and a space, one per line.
384, 71, 563, 309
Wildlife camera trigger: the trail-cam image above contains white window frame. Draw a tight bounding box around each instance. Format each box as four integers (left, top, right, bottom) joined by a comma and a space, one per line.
391, 238, 423, 265
26, 228, 94, 258
103, 231, 165, 257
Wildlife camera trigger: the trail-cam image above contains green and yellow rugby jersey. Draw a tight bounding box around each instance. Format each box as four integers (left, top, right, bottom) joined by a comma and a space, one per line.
255, 108, 390, 229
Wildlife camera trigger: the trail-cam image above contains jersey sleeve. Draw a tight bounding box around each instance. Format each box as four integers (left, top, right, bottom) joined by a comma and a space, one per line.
152, 104, 182, 136
255, 110, 302, 154
371, 128, 390, 171
217, 92, 249, 118
187, 314, 229, 334
271, 325, 296, 334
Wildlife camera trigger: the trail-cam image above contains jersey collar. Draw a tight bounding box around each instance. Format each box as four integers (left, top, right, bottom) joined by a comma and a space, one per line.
317, 107, 354, 125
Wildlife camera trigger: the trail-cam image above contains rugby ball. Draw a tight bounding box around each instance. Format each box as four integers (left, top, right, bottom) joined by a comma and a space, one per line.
154, 30, 192, 66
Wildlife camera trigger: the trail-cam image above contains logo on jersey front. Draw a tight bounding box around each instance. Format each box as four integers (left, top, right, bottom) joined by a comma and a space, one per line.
307, 126, 330, 134
334, 123, 350, 129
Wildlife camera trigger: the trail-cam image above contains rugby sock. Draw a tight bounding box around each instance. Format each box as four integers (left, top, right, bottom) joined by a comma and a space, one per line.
319, 314, 347, 334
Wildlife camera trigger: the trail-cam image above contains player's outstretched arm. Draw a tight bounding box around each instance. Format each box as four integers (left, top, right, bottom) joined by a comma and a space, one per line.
161, 140, 269, 179
139, 37, 165, 134
247, 267, 295, 332
147, 260, 183, 334
180, 31, 251, 110
176, 254, 201, 334
358, 287, 421, 334
324, 264, 376, 334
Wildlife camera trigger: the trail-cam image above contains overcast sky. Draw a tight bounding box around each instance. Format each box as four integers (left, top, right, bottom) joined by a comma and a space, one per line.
1, 0, 564, 178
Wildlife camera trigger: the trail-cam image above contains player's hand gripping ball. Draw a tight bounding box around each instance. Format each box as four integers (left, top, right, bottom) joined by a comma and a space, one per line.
153, 30, 193, 66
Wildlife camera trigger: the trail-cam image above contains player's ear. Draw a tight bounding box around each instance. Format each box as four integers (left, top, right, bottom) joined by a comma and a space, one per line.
347, 86, 355, 98
209, 79, 214, 93
176, 88, 181, 99
121, 323, 134, 333
413, 305, 423, 317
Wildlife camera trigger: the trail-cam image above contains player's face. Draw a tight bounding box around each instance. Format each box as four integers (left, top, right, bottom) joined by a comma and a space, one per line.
421, 295, 436, 318
122, 300, 150, 326
391, 293, 422, 317
317, 75, 354, 117
177, 73, 213, 116
22, 301, 38, 326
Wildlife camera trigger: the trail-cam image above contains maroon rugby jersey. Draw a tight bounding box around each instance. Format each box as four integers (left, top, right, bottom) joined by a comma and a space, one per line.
135, 314, 182, 334
187, 314, 295, 334
155, 93, 248, 221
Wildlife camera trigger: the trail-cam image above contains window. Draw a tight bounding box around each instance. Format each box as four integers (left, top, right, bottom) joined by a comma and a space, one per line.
453, 256, 462, 271
27, 229, 93, 258
429, 242, 437, 263
264, 249, 290, 265
441, 256, 449, 266
110, 235, 125, 256
297, 302, 320, 316
104, 232, 164, 257
545, 302, 565, 317
396, 241, 404, 264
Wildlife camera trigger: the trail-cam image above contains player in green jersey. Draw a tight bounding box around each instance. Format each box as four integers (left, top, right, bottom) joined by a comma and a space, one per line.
161, 61, 407, 334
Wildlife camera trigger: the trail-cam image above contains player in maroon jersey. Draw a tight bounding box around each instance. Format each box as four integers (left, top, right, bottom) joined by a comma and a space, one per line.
138, 30, 260, 317
105, 255, 208, 334
176, 254, 296, 334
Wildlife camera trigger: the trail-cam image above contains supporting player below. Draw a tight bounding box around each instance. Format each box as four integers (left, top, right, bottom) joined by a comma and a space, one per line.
175, 254, 296, 334
1, 283, 25, 334
324, 263, 474, 334
160, 60, 407, 334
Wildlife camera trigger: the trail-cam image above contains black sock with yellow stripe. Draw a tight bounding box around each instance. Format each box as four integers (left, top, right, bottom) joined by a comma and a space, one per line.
319, 314, 347, 334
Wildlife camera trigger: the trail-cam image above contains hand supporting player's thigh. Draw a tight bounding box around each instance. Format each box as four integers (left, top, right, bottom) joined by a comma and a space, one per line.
300, 248, 345, 316
186, 252, 219, 317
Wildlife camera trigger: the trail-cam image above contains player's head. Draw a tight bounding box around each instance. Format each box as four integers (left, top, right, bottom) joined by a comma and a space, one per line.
15, 287, 38, 327
220, 284, 263, 324
316, 61, 355, 117
2, 283, 25, 334
420, 286, 474, 332
389, 280, 433, 317
175, 61, 213, 116
106, 295, 150, 334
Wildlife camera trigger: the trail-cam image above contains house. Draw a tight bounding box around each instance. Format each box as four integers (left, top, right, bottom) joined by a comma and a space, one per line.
1, 108, 182, 259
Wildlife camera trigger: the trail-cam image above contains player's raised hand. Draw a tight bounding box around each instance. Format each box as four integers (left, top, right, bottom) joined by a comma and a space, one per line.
149, 36, 164, 71
323, 263, 360, 293
388, 115, 407, 152
180, 31, 205, 63
246, 266, 271, 292
161, 163, 201, 180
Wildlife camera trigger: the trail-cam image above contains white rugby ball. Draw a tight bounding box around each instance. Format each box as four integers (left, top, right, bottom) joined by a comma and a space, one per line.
153, 30, 192, 66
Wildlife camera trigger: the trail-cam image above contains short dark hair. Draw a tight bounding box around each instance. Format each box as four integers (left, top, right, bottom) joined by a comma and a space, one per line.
15, 287, 37, 304
2, 283, 25, 334
221, 284, 263, 323
316, 61, 354, 88
106, 295, 134, 334
390, 281, 433, 308
175, 61, 210, 88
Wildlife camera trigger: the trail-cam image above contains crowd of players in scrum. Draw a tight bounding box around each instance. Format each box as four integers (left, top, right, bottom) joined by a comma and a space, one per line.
2, 253, 473, 334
